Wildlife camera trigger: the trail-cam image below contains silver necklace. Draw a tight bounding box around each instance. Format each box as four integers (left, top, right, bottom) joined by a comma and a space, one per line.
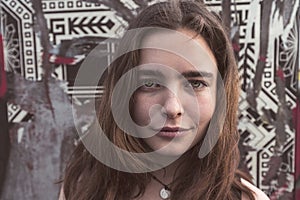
150, 174, 171, 199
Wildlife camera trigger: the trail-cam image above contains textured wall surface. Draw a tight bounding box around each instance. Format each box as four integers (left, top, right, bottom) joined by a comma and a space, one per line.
205, 1, 299, 199
0, 0, 299, 199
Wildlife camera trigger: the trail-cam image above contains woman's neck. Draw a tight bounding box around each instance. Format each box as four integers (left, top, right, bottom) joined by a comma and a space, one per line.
151, 155, 185, 184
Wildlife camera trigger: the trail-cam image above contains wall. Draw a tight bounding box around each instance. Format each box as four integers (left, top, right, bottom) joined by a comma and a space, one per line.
0, 0, 299, 199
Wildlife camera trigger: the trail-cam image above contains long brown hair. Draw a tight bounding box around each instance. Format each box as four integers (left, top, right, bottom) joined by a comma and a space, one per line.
63, 1, 255, 199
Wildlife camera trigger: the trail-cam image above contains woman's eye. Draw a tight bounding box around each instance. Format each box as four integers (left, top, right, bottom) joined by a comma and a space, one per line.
142, 80, 160, 88
144, 81, 155, 87
187, 80, 207, 89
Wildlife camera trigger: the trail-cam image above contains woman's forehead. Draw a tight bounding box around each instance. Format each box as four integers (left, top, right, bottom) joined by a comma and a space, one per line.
138, 49, 217, 76
140, 28, 217, 69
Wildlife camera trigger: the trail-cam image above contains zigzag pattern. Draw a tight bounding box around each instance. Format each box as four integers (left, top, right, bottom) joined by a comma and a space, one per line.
238, 42, 257, 91
69, 16, 115, 35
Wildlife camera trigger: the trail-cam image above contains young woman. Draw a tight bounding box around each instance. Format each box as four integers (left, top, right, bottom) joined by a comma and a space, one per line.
61, 1, 270, 199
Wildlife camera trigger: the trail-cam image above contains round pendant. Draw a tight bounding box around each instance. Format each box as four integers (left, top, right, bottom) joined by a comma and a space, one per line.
160, 187, 171, 199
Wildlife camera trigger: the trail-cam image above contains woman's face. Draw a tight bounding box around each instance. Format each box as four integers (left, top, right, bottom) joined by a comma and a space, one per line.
131, 29, 218, 156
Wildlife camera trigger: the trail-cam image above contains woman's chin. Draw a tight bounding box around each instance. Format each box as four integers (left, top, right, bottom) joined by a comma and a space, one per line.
150, 144, 192, 158
143, 134, 199, 158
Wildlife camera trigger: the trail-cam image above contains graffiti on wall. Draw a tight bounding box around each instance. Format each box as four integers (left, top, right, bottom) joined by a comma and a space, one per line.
0, 0, 299, 199
205, 0, 298, 199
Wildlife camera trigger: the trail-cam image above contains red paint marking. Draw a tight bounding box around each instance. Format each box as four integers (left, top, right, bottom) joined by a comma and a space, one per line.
259, 55, 267, 63
49, 54, 76, 65
276, 69, 285, 81
232, 43, 240, 51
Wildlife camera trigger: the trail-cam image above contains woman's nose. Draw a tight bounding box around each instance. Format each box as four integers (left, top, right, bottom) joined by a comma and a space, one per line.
161, 92, 184, 119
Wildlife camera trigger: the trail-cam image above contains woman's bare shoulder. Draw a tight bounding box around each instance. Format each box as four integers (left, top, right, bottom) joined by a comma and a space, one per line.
58, 185, 66, 200
241, 178, 270, 200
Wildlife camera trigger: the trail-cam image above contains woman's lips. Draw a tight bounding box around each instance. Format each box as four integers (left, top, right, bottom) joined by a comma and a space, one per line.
153, 127, 191, 138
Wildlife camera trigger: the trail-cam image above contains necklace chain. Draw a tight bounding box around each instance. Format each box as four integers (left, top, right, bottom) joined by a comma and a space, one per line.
150, 174, 172, 199
150, 174, 172, 191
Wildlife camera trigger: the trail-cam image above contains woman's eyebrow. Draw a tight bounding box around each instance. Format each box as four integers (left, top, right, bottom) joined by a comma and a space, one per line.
137, 69, 214, 79
137, 69, 164, 78
181, 70, 214, 79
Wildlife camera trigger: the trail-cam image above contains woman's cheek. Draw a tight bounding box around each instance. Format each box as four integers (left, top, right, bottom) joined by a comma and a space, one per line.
192, 96, 216, 122
132, 95, 153, 126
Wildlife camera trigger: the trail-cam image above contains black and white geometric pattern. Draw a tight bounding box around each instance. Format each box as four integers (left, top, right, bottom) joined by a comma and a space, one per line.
1, 0, 299, 199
